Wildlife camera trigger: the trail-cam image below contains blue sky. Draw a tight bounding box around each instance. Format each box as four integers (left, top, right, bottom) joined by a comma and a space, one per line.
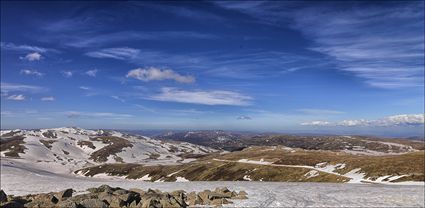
1, 1, 424, 136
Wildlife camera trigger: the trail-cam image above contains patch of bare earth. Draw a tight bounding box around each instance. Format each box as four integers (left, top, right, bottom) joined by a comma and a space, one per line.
0, 136, 27, 158
89, 136, 133, 163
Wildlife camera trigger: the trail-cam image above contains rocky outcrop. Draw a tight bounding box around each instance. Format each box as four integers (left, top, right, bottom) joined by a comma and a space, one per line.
0, 185, 248, 208
186, 187, 248, 206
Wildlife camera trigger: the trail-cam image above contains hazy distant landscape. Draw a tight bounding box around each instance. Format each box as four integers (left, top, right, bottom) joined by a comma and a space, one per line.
1, 0, 424, 207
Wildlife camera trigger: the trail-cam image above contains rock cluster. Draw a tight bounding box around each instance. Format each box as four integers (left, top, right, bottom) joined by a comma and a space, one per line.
186, 187, 248, 206
0, 186, 247, 208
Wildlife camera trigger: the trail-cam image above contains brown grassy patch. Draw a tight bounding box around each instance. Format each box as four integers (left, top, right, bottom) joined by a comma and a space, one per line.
0, 136, 27, 158
77, 141, 96, 149
40, 140, 56, 149
76, 160, 349, 183
89, 136, 133, 163
42, 131, 57, 139
216, 146, 424, 181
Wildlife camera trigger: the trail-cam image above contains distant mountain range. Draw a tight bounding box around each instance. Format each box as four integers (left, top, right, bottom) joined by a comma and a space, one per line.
1, 127, 424, 184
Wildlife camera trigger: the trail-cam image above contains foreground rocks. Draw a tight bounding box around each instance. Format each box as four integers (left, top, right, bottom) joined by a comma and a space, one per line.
0, 186, 248, 208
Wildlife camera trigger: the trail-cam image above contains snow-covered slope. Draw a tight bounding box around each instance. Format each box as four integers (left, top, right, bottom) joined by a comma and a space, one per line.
0, 127, 217, 174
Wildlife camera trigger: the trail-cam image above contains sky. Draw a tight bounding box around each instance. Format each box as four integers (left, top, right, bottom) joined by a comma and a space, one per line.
1, 1, 424, 137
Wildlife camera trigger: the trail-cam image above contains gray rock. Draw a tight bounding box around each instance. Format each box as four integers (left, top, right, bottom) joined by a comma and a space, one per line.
1, 201, 24, 208
56, 200, 78, 208
55, 189, 74, 201
0, 189, 7, 203
141, 198, 161, 208
79, 199, 108, 208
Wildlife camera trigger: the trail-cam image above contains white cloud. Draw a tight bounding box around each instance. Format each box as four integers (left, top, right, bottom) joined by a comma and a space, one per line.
301, 114, 424, 127
21, 52, 42, 61
41, 96, 55, 101
0, 82, 46, 94
85, 69, 98, 77
20, 69, 43, 77
126, 67, 195, 83
300, 121, 331, 126
86, 47, 140, 60
237, 115, 252, 120
7, 94, 25, 101
149, 87, 252, 106
79, 86, 90, 90
62, 71, 73, 78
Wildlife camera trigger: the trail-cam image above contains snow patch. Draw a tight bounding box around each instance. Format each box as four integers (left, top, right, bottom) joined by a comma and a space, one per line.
175, 177, 189, 182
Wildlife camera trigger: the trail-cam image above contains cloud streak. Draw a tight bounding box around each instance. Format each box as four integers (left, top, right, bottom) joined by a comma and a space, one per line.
65, 111, 133, 119
7, 94, 25, 101
149, 87, 252, 106
0, 83, 46, 94
217, 2, 425, 88
0, 42, 50, 53
41, 96, 55, 101
301, 114, 425, 127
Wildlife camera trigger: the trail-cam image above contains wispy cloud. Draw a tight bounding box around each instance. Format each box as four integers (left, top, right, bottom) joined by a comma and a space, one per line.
79, 86, 91, 90
111, 96, 125, 103
0, 82, 46, 94
64, 111, 133, 119
85, 69, 98, 77
0, 42, 50, 53
52, 31, 217, 48
217, 2, 425, 88
301, 114, 425, 127
6, 94, 26, 101
149, 87, 252, 106
137, 2, 225, 22
20, 69, 44, 77
86, 47, 140, 60
41, 96, 55, 101
237, 115, 252, 120
126, 67, 195, 83
61, 71, 73, 78
88, 47, 322, 79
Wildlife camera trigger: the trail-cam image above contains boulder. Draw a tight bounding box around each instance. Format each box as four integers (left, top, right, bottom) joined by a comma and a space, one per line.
232, 194, 249, 199
98, 192, 125, 207
128, 200, 142, 208
129, 188, 145, 195
214, 187, 230, 194
79, 199, 108, 208
32, 193, 59, 204
87, 184, 115, 194
186, 192, 203, 206
55, 189, 74, 201
113, 189, 128, 195
0, 190, 7, 203
56, 200, 78, 208
1, 201, 24, 208
197, 190, 211, 202
238, 190, 248, 196
208, 193, 231, 200
141, 198, 161, 208
210, 198, 232, 206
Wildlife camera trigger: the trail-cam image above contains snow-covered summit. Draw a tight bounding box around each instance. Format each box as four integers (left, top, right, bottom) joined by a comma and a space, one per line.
1, 127, 218, 174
